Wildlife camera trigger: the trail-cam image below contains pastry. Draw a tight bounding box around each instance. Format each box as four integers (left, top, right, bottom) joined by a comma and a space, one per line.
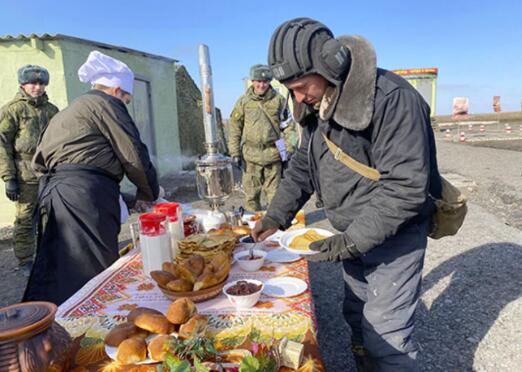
166, 297, 197, 325
178, 314, 208, 339
166, 278, 193, 292
151, 270, 177, 287
133, 313, 171, 334
148, 334, 173, 362
104, 322, 139, 347
116, 337, 147, 365
127, 307, 163, 323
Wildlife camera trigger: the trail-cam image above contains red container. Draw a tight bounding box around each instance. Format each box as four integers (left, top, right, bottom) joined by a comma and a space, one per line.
139, 213, 167, 236
153, 202, 180, 222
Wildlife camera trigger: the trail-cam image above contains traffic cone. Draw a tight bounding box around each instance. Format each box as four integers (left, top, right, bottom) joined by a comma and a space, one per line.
468, 124, 473, 131
445, 129, 451, 138
459, 132, 466, 143
505, 125, 512, 134
479, 125, 485, 133
519, 124, 522, 132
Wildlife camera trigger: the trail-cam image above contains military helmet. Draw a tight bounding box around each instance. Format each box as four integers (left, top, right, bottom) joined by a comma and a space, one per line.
250, 64, 273, 81
268, 17, 350, 86
18, 65, 50, 85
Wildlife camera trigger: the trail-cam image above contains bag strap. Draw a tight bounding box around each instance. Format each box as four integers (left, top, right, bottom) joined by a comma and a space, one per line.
257, 102, 282, 138
321, 132, 381, 181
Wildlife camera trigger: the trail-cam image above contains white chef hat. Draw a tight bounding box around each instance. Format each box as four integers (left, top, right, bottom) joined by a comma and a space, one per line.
78, 50, 135, 94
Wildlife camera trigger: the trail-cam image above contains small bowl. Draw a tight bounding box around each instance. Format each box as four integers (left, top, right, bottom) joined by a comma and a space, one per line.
223, 279, 264, 309
233, 249, 267, 272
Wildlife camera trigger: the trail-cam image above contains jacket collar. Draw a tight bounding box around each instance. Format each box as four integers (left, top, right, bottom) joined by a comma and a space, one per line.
294, 35, 377, 131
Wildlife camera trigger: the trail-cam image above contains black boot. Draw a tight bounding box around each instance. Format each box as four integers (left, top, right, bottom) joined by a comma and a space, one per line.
352, 344, 376, 372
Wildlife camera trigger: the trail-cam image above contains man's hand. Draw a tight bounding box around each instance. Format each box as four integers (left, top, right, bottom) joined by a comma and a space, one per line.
251, 216, 280, 242
306, 233, 360, 262
5, 179, 20, 201
232, 156, 242, 170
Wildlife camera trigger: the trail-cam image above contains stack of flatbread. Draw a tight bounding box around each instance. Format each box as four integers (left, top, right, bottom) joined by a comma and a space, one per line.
289, 230, 329, 251
177, 232, 236, 262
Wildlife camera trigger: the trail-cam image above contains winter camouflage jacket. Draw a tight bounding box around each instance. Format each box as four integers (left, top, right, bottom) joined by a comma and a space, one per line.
228, 86, 296, 166
0, 89, 59, 183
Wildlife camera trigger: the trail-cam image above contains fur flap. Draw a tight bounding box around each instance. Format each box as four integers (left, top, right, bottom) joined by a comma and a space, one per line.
292, 36, 377, 131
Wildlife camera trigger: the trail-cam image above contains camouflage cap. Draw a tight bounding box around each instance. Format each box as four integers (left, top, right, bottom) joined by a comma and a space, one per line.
250, 64, 273, 81
18, 65, 50, 85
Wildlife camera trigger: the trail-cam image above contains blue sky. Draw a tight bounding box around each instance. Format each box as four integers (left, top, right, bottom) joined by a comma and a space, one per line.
2, 0, 521, 116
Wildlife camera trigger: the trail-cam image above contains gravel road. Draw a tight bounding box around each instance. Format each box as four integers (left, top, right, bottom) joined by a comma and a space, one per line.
0, 133, 520, 371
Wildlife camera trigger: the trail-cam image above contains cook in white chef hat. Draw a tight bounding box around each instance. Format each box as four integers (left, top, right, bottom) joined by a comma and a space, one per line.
78, 50, 135, 95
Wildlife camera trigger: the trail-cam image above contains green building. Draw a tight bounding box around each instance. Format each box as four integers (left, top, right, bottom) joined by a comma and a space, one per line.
392, 67, 438, 116
0, 33, 210, 226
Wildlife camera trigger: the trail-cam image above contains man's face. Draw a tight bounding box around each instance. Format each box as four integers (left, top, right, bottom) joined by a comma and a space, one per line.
113, 87, 132, 105
21, 82, 46, 98
284, 74, 328, 105
252, 80, 270, 95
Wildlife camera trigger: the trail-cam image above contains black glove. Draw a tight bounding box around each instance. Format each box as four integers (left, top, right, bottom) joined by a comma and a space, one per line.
5, 179, 20, 201
307, 233, 360, 262
232, 156, 242, 169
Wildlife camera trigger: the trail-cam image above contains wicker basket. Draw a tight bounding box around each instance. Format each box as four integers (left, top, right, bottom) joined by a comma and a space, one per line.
157, 278, 227, 303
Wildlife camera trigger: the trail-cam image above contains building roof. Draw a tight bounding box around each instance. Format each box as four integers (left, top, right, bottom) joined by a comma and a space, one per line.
0, 33, 178, 63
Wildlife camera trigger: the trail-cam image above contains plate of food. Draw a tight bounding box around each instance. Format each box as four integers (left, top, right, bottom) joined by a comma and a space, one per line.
279, 228, 333, 255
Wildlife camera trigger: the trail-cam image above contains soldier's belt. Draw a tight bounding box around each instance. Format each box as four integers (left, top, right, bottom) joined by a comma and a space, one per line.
244, 142, 276, 150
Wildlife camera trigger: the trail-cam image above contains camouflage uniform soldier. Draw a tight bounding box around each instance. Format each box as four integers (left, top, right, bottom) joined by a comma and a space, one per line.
0, 65, 58, 275
228, 64, 296, 211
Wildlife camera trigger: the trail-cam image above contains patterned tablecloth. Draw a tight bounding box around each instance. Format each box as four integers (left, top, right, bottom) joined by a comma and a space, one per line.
56, 238, 326, 372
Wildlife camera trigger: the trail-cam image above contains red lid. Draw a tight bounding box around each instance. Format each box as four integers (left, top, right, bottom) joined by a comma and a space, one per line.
154, 202, 180, 222
139, 212, 167, 236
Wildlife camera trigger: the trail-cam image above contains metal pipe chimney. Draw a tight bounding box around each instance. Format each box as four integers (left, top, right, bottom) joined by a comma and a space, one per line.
198, 44, 218, 155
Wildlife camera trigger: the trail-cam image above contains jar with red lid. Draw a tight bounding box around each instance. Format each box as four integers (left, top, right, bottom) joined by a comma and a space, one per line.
139, 212, 171, 276
153, 202, 184, 258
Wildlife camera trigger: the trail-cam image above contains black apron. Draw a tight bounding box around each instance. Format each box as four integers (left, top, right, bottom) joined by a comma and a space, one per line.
23, 164, 120, 305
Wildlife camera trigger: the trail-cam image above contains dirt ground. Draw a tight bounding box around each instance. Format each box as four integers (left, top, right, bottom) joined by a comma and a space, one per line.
0, 127, 521, 370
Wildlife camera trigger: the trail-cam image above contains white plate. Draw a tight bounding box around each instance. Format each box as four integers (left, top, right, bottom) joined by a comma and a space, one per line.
263, 277, 308, 298
266, 248, 301, 263
279, 228, 334, 255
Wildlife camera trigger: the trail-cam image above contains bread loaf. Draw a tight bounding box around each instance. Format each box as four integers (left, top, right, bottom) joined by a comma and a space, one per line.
166, 297, 197, 325
116, 337, 147, 365
178, 314, 209, 339
162, 262, 181, 277
134, 313, 172, 334
148, 334, 173, 362
104, 322, 139, 347
127, 307, 163, 323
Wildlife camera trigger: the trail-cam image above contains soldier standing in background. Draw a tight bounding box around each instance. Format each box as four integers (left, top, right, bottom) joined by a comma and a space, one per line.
228, 64, 296, 211
0, 65, 58, 276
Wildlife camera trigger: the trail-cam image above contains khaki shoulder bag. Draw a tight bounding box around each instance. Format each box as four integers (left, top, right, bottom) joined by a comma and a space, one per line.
321, 133, 467, 239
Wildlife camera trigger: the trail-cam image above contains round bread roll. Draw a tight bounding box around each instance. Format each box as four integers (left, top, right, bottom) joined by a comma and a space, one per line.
104, 322, 139, 347
166, 297, 197, 325
127, 307, 163, 323
134, 313, 171, 334
116, 337, 147, 365
151, 270, 177, 287
148, 334, 173, 362
179, 314, 209, 340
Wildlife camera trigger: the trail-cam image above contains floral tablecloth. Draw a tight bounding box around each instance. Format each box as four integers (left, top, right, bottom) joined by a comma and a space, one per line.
57, 239, 325, 372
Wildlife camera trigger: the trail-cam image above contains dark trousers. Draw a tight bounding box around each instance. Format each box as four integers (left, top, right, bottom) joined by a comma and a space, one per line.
342, 221, 428, 371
